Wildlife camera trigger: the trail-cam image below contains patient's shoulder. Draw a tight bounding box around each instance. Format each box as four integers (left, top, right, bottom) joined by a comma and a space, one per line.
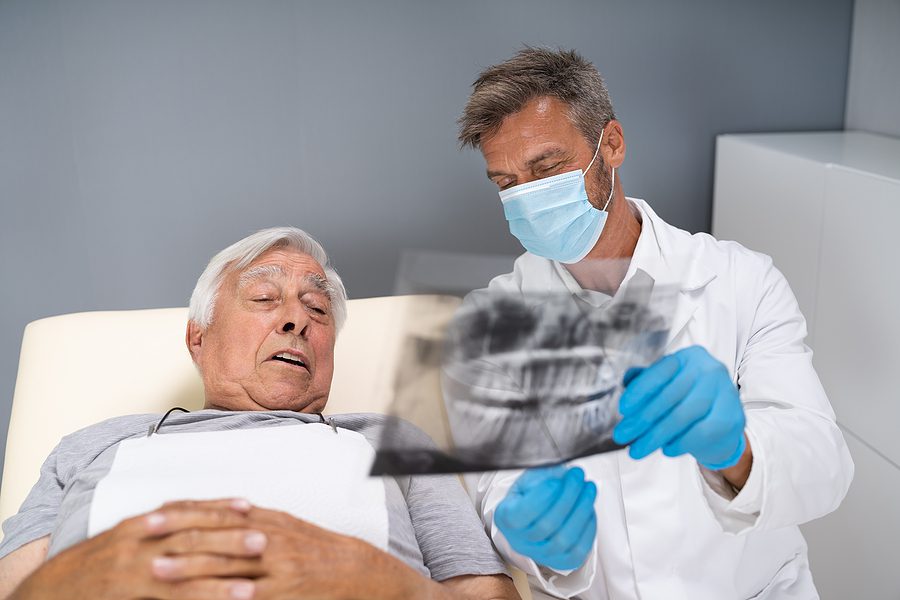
61, 412, 159, 438
57, 413, 159, 455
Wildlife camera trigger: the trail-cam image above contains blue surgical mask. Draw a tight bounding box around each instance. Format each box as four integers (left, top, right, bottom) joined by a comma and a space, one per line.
499, 131, 615, 264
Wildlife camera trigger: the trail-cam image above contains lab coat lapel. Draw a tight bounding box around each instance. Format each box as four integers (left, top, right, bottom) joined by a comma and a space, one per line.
627, 199, 716, 351
666, 289, 704, 350
662, 252, 716, 350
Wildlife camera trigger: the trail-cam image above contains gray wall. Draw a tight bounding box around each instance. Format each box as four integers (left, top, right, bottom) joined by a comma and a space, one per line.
0, 0, 853, 481
845, 0, 900, 136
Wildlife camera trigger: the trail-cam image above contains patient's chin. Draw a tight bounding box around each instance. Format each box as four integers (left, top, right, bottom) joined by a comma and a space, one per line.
209, 379, 328, 413
254, 392, 327, 414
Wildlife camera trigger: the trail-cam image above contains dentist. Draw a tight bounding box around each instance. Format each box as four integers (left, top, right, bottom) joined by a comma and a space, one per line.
455, 47, 853, 599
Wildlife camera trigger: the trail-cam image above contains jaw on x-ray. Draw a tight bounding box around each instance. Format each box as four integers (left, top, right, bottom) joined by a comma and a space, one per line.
371, 267, 679, 476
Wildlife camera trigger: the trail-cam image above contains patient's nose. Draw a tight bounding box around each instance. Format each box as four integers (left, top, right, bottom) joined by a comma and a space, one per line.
279, 300, 310, 336
280, 314, 309, 336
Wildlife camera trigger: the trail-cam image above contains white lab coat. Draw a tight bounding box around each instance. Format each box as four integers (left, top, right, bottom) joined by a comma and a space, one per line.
467, 199, 854, 600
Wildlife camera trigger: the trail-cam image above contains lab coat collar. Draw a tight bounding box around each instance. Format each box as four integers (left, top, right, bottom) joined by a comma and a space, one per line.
551, 198, 717, 347
552, 198, 717, 295
623, 198, 717, 293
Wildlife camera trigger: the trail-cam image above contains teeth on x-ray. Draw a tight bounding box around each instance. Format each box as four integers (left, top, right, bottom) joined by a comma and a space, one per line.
370, 270, 679, 476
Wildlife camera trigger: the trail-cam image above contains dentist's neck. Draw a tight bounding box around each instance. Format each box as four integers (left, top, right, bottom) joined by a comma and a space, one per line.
564, 182, 641, 296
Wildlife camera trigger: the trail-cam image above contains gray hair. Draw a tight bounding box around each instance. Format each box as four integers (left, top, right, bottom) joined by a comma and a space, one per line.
188, 227, 349, 332
458, 46, 616, 150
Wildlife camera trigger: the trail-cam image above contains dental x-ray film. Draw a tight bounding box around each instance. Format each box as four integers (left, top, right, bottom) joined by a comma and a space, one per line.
370, 268, 678, 475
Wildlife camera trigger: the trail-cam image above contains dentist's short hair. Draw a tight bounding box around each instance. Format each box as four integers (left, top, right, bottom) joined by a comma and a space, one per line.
188, 227, 348, 332
458, 46, 616, 150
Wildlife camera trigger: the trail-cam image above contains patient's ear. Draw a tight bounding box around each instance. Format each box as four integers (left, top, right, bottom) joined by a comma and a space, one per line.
186, 321, 204, 364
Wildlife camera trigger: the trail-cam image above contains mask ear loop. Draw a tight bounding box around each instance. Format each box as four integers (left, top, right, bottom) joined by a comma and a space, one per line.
602, 167, 616, 211
584, 128, 616, 212
583, 130, 604, 175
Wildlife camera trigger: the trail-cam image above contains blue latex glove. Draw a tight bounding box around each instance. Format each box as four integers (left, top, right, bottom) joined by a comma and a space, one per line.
613, 345, 747, 470
495, 466, 597, 571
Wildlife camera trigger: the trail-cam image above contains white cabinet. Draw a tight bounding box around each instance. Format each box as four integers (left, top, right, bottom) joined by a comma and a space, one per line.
801, 431, 900, 599
713, 131, 900, 599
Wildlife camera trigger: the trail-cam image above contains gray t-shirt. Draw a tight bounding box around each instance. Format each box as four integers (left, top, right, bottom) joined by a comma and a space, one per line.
0, 410, 507, 582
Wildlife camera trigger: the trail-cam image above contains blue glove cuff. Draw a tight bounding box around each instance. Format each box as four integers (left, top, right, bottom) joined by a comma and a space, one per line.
699, 433, 746, 471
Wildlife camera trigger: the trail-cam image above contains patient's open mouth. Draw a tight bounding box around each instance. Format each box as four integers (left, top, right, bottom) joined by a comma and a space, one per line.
271, 352, 307, 368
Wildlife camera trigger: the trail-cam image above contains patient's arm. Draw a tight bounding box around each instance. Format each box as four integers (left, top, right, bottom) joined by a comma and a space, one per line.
0, 536, 49, 599
440, 573, 521, 599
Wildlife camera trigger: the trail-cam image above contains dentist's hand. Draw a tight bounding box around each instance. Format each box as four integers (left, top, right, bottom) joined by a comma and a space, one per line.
495, 466, 597, 571
613, 345, 747, 470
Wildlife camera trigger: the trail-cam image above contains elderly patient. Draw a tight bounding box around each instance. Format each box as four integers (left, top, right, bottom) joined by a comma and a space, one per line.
0, 227, 519, 600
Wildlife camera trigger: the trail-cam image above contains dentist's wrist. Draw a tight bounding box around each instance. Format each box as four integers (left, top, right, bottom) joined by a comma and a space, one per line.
714, 433, 753, 490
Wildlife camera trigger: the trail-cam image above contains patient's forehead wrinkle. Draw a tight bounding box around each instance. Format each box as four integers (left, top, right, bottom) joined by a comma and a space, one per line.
238, 264, 285, 288
236, 265, 333, 300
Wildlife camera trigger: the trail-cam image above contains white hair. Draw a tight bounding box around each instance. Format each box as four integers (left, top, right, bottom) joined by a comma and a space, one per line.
188, 227, 349, 332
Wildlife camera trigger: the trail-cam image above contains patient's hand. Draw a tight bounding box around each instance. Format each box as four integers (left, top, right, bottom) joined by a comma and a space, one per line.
237, 506, 416, 599
238, 507, 520, 600
9, 499, 267, 600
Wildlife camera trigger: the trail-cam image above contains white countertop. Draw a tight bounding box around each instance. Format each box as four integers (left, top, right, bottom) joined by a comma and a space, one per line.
719, 130, 900, 182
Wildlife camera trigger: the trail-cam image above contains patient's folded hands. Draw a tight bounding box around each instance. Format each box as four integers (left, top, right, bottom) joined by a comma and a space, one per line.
10, 498, 261, 600
9, 498, 480, 600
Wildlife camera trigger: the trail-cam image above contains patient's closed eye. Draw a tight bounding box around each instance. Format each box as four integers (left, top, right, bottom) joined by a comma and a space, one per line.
307, 303, 328, 315
301, 291, 330, 317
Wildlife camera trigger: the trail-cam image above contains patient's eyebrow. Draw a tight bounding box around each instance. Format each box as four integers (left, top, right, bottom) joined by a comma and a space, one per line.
238, 265, 285, 288
304, 273, 336, 300
237, 266, 335, 302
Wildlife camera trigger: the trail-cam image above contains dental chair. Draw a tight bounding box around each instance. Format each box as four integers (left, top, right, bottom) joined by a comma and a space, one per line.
0, 295, 533, 599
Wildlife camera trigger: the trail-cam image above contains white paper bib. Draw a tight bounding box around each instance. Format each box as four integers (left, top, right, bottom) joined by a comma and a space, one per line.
88, 423, 388, 550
